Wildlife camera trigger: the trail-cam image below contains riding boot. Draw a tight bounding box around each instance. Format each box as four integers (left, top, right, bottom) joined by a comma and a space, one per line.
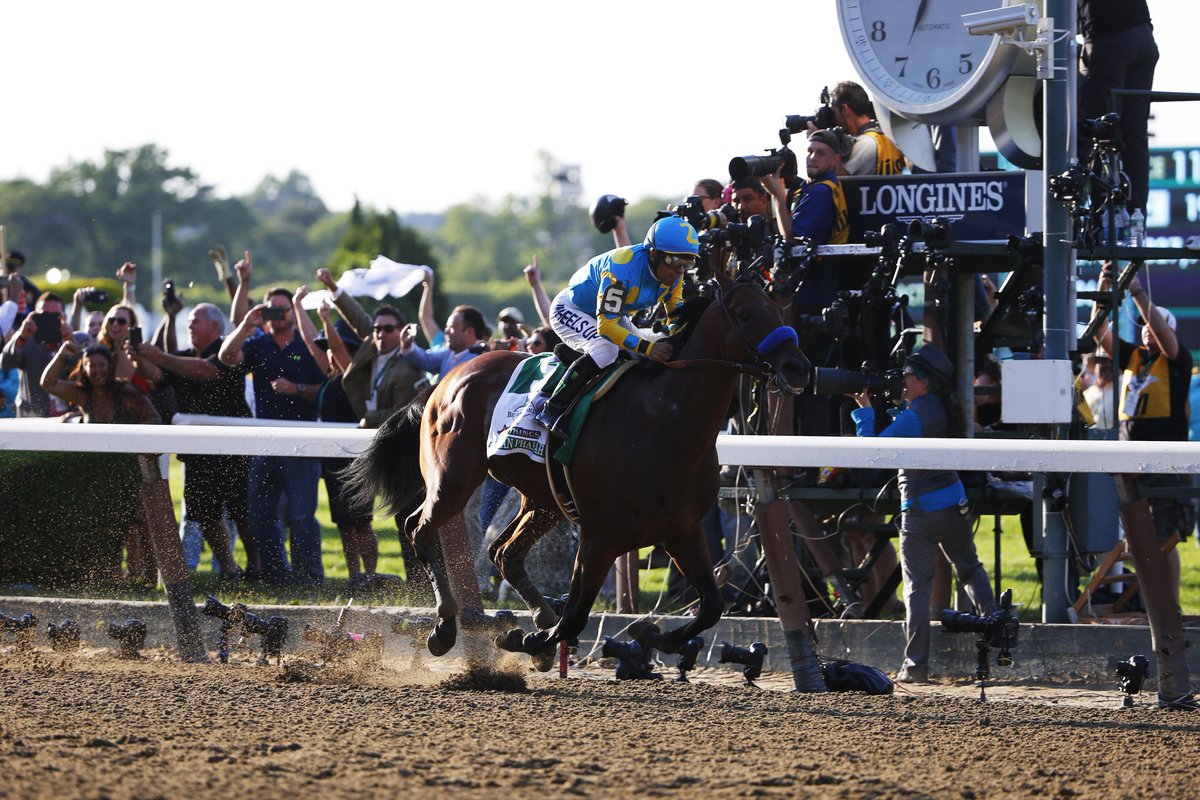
534, 355, 602, 439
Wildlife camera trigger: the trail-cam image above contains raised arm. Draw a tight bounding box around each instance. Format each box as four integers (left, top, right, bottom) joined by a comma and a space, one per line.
293, 284, 330, 374
219, 304, 263, 367
132, 343, 219, 381
40, 340, 87, 408
231, 251, 252, 327
417, 269, 438, 346
115, 261, 137, 307
523, 255, 552, 326
318, 300, 352, 374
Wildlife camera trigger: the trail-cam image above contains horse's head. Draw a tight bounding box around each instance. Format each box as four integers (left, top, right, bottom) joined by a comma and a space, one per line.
706, 273, 811, 394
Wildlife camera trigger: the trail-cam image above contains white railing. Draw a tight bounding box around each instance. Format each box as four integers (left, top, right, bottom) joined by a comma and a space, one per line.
2, 419, 1199, 473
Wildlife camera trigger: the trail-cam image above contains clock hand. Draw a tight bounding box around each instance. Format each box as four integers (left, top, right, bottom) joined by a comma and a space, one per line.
909, 0, 930, 44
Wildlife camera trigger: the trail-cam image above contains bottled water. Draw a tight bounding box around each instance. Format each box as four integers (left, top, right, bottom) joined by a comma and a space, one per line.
1128, 209, 1145, 247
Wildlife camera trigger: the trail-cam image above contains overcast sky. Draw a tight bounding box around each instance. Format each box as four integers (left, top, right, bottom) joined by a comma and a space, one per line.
4, 1, 1195, 214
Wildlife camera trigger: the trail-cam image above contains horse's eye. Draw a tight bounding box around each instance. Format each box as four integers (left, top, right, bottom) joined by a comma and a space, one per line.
737, 309, 754, 323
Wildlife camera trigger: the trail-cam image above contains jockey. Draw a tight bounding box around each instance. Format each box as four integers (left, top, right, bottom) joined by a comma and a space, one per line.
534, 215, 699, 437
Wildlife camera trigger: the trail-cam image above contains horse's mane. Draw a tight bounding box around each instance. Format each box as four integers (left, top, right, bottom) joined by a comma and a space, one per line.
660, 290, 716, 353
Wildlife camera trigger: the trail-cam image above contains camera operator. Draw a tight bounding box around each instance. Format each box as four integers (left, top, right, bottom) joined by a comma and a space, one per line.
1078, 0, 1157, 215
1092, 265, 1192, 607
847, 345, 995, 683
762, 128, 851, 247
825, 81, 905, 177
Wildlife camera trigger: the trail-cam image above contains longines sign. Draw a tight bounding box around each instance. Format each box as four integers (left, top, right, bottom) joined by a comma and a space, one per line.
842, 171, 1026, 242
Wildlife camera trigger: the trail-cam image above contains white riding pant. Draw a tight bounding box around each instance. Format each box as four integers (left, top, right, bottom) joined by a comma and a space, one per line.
548, 289, 660, 368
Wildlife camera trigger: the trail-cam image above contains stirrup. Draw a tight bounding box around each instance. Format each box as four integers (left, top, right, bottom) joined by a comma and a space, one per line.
533, 403, 558, 428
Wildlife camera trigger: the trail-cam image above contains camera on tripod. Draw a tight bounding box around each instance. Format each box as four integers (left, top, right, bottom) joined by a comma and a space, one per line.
1115, 654, 1150, 700
106, 619, 147, 658
941, 588, 1019, 666
1079, 113, 1123, 149
601, 636, 660, 680
783, 86, 836, 134
719, 640, 767, 684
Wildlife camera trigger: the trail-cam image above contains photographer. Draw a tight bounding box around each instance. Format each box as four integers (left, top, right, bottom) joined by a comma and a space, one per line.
847, 345, 995, 683
762, 128, 851, 247
827, 81, 905, 177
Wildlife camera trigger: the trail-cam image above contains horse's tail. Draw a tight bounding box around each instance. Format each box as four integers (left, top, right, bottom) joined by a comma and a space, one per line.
343, 386, 433, 517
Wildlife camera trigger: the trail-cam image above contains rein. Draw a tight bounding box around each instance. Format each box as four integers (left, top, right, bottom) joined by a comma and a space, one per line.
664, 357, 766, 375
662, 280, 794, 377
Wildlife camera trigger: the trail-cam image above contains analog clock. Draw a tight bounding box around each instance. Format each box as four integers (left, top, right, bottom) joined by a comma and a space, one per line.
838, 0, 1028, 124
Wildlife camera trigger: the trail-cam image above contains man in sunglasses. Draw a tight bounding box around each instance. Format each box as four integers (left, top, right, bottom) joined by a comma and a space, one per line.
534, 215, 699, 438
315, 268, 423, 428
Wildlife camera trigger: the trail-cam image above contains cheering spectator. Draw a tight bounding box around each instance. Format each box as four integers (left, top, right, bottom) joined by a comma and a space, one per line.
219, 287, 327, 585
314, 268, 424, 427
131, 303, 251, 580
1, 291, 72, 417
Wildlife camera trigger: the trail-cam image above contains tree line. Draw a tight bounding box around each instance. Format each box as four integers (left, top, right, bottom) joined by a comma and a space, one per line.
0, 144, 671, 322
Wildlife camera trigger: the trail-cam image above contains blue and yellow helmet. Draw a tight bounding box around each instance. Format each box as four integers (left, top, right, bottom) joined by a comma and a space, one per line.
644, 216, 700, 257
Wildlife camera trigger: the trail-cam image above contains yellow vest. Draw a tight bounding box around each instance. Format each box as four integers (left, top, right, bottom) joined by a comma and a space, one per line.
817, 178, 850, 245
862, 129, 906, 176
1120, 348, 1173, 420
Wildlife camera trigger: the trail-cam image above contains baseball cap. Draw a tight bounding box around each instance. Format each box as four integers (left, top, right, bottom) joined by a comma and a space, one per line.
808, 128, 852, 160
498, 306, 524, 324
1135, 306, 1176, 331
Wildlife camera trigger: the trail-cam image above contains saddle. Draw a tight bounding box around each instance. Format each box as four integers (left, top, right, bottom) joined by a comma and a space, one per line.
545, 345, 638, 523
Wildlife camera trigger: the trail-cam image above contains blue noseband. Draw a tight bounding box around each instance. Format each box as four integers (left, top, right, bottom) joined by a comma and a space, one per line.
756, 325, 799, 355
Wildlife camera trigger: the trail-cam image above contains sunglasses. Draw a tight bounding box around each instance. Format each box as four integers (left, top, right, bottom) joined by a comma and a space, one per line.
373, 324, 398, 333
662, 253, 698, 269
110, 317, 131, 326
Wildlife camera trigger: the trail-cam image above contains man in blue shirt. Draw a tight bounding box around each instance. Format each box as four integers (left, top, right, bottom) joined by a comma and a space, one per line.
219, 287, 327, 584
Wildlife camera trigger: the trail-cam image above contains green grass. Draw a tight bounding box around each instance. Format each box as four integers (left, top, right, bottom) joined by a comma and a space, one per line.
95, 458, 1200, 617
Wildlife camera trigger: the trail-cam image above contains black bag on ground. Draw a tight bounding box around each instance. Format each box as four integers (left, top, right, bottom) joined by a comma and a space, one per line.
820, 659, 894, 694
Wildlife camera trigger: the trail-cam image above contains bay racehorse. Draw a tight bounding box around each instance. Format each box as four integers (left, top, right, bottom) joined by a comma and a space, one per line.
345, 274, 810, 665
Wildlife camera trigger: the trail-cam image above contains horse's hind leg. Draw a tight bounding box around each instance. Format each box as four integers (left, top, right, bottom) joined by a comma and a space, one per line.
655, 524, 724, 654
504, 535, 617, 664
489, 502, 561, 630
413, 438, 489, 656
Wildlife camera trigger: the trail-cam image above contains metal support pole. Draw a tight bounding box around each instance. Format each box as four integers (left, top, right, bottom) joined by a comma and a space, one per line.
1113, 475, 1193, 706
1040, 0, 1074, 623
752, 469, 826, 693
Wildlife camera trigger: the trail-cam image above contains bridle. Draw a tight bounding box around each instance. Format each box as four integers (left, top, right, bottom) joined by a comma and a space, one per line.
666, 279, 799, 379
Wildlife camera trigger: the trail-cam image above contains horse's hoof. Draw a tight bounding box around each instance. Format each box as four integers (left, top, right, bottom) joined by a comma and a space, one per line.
530, 645, 557, 673
627, 620, 661, 647
495, 628, 526, 653
427, 619, 457, 657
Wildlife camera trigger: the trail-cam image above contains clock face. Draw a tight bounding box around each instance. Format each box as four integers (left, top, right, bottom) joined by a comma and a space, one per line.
838, 0, 1023, 124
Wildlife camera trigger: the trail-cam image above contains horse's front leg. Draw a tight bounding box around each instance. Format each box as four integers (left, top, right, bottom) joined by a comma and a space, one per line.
653, 525, 724, 654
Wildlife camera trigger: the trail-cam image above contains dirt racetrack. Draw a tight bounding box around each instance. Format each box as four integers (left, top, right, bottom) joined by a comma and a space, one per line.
1, 646, 1198, 800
